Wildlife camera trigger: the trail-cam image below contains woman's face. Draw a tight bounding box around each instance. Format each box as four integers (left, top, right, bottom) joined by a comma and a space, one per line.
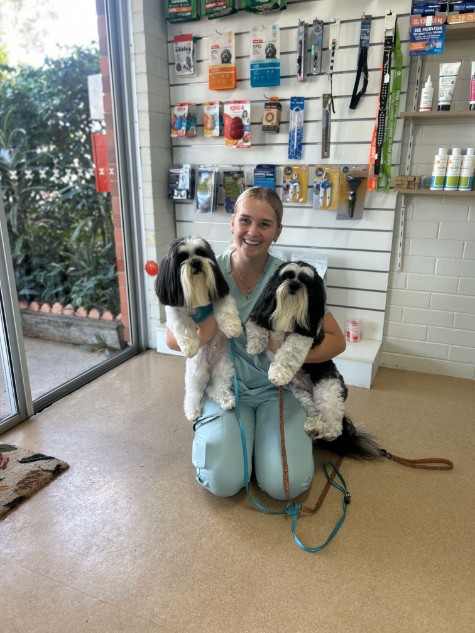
231, 197, 282, 259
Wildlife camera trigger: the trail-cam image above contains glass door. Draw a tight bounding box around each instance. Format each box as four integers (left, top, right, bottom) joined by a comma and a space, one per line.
0, 0, 145, 431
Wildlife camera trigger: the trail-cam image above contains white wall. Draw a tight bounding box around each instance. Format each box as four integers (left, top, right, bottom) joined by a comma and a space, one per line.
383, 35, 475, 380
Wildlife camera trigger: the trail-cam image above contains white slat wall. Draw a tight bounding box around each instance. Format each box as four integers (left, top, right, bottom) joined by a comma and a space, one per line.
166, 0, 411, 341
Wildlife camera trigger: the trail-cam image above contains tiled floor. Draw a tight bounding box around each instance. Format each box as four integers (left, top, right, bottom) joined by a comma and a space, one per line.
1, 351, 474, 633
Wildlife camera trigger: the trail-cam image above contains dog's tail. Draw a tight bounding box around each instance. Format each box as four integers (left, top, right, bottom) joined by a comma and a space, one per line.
317, 416, 381, 460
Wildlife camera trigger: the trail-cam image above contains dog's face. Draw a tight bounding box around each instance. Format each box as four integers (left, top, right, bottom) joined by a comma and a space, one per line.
250, 261, 326, 338
265, 43, 277, 59
155, 237, 229, 308
221, 49, 232, 64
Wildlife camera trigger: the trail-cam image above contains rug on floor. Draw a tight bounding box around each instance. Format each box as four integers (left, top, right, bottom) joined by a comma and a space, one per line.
0, 443, 69, 520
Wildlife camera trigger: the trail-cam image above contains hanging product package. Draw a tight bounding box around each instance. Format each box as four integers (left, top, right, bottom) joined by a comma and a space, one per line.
209, 31, 236, 90
250, 25, 280, 88
282, 164, 309, 204
223, 170, 246, 212
312, 165, 340, 211
262, 97, 282, 133
242, 0, 286, 13
224, 101, 251, 148
171, 103, 197, 138
201, 0, 237, 19
203, 102, 223, 137
195, 166, 219, 213
168, 164, 195, 201
254, 164, 276, 189
288, 96, 304, 160
173, 34, 195, 77
164, 0, 199, 22
310, 19, 324, 75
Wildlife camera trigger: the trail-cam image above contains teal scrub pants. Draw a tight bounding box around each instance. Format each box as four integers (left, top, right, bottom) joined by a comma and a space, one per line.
192, 390, 314, 500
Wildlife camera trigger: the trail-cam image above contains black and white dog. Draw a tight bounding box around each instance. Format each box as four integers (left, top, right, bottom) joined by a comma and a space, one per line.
246, 260, 379, 458
155, 237, 242, 422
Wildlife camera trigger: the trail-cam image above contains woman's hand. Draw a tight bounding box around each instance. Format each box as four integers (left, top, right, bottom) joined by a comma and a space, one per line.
166, 315, 219, 352
305, 313, 346, 363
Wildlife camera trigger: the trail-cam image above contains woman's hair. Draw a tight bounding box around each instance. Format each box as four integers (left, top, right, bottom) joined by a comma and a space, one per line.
234, 186, 283, 226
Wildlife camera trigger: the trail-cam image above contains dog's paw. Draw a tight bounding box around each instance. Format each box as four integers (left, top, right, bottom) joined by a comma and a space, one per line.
220, 317, 243, 339
268, 362, 296, 386
184, 403, 203, 422
304, 417, 341, 441
180, 337, 200, 358
216, 393, 235, 410
246, 339, 266, 355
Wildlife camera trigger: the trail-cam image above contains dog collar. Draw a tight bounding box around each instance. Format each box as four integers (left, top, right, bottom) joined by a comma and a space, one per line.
191, 304, 214, 324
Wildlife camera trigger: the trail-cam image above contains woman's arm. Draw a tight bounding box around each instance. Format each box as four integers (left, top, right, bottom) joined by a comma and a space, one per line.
305, 313, 346, 363
165, 315, 219, 352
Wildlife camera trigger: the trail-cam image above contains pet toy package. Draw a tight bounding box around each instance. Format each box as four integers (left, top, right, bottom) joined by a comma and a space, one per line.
201, 0, 237, 19
254, 164, 276, 189
250, 25, 280, 88
312, 165, 340, 211
224, 101, 251, 148
171, 103, 197, 138
223, 170, 245, 212
288, 96, 305, 160
241, 0, 286, 13
282, 164, 308, 204
195, 166, 219, 213
164, 0, 199, 22
203, 102, 223, 137
262, 97, 282, 133
168, 164, 195, 201
173, 34, 195, 77
209, 31, 236, 90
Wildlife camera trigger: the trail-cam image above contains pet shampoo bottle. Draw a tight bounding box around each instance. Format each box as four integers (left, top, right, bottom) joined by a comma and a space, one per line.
458, 148, 475, 191
444, 148, 462, 190
419, 76, 434, 112
430, 148, 449, 190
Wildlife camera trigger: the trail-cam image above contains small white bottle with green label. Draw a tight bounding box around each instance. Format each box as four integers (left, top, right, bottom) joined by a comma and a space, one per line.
444, 148, 462, 190
458, 148, 475, 191
430, 148, 449, 190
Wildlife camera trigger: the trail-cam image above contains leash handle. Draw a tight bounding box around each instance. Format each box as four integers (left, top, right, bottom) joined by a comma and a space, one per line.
379, 449, 454, 471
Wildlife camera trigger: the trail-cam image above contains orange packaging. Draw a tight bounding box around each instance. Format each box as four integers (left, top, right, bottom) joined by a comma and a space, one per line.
209, 31, 236, 90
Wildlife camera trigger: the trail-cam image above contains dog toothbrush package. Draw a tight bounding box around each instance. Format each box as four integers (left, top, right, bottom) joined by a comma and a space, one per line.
242, 0, 286, 13
168, 164, 195, 201
195, 166, 219, 213
203, 102, 223, 137
282, 164, 308, 204
223, 170, 245, 213
173, 34, 195, 77
171, 103, 197, 138
201, 0, 237, 19
224, 101, 251, 148
209, 31, 236, 91
164, 0, 199, 22
312, 165, 340, 211
250, 25, 280, 88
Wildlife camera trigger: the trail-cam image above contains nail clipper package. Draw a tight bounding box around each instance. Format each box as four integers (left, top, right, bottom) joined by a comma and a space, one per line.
288, 96, 305, 160
312, 165, 340, 211
173, 34, 195, 77
224, 101, 251, 148
282, 164, 308, 204
209, 31, 236, 90
250, 25, 280, 88
171, 103, 197, 138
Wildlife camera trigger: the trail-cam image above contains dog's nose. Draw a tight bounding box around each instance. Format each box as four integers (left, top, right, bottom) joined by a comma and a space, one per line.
190, 258, 202, 274
288, 281, 300, 294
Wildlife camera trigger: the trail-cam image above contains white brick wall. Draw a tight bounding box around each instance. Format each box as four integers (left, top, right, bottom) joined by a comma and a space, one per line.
383, 37, 475, 380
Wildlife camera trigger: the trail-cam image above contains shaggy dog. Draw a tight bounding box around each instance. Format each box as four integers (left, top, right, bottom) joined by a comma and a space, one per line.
155, 237, 242, 422
221, 49, 232, 64
265, 43, 277, 59
246, 260, 379, 458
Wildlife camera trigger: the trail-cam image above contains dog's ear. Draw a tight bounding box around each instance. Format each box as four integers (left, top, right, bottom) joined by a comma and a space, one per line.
197, 239, 230, 301
155, 241, 185, 307
248, 267, 280, 328
306, 268, 326, 333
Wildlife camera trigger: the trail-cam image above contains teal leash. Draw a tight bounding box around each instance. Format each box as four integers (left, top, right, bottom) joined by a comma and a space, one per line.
230, 339, 351, 553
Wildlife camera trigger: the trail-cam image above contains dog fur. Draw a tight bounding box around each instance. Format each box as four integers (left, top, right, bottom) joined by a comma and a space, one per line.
246, 260, 379, 458
155, 237, 242, 422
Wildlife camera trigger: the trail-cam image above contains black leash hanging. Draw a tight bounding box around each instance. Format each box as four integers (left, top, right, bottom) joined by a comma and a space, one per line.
373, 14, 395, 176
349, 14, 372, 110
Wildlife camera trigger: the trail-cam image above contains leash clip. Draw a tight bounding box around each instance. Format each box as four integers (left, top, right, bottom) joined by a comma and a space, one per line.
344, 491, 351, 504
379, 448, 392, 459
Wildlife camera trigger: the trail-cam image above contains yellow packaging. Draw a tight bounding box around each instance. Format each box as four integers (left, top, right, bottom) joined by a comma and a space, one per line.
282, 164, 309, 204
312, 165, 340, 210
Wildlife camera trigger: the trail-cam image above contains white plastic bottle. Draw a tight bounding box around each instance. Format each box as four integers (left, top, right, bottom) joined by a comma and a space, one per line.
458, 148, 475, 191
444, 148, 463, 190
430, 148, 449, 190
419, 76, 434, 112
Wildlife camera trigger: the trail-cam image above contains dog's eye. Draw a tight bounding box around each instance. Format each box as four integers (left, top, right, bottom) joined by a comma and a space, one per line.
177, 252, 189, 264
281, 270, 295, 281
297, 273, 309, 283
195, 248, 207, 257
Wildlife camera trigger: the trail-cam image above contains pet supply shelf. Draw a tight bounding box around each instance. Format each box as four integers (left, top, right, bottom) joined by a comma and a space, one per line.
445, 21, 475, 40
400, 111, 475, 121
395, 188, 475, 195
155, 325, 381, 389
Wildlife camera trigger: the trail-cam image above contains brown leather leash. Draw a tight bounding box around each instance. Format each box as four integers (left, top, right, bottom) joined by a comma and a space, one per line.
379, 449, 453, 470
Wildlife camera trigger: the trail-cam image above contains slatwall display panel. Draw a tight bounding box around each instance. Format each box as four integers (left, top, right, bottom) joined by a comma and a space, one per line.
166, 0, 411, 340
